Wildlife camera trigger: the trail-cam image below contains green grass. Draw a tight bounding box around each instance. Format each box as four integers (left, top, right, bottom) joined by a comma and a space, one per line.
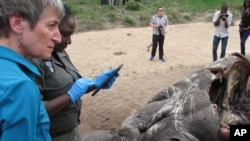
62, 0, 243, 32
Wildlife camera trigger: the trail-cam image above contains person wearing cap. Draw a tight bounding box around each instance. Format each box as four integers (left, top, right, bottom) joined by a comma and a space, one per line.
239, 0, 250, 55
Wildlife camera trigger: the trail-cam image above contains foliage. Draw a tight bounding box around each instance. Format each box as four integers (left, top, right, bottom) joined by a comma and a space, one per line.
125, 1, 141, 11
62, 0, 243, 32
107, 10, 117, 22
123, 16, 136, 26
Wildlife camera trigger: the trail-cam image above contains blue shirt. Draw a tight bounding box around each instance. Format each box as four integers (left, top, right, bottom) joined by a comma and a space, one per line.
0, 46, 51, 141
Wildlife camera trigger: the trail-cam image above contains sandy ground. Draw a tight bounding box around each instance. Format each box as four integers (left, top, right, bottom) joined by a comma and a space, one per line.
65, 21, 249, 136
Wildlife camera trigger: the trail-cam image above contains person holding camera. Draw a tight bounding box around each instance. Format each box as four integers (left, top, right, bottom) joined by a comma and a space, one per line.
239, 0, 250, 55
149, 6, 168, 63
212, 3, 232, 61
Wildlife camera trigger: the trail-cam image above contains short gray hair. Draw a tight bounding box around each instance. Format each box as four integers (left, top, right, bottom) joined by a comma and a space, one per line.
0, 0, 65, 37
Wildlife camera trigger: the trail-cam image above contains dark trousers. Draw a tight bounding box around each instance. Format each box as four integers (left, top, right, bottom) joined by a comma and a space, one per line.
240, 29, 250, 55
212, 36, 228, 61
151, 34, 165, 59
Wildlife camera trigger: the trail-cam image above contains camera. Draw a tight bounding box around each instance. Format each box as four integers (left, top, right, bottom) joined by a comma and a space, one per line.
158, 25, 164, 35
220, 13, 228, 20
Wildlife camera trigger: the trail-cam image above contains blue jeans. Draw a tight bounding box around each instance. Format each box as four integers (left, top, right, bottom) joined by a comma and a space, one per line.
212, 36, 228, 61
240, 29, 250, 55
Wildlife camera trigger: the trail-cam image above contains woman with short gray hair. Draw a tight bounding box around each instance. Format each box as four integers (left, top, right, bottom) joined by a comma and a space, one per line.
0, 0, 64, 140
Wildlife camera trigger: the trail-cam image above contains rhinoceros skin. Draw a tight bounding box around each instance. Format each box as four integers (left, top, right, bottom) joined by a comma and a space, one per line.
84, 53, 250, 141
121, 69, 220, 141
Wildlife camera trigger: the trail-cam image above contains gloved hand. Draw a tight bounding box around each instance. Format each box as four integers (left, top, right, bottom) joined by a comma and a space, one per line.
94, 68, 119, 89
67, 77, 94, 102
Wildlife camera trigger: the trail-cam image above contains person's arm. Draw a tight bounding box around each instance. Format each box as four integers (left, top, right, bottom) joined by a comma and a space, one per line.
164, 24, 167, 34
242, 26, 250, 31
239, 23, 250, 31
213, 12, 220, 27
224, 19, 228, 28
43, 94, 71, 116
214, 15, 221, 27
149, 15, 160, 28
164, 16, 168, 34
224, 13, 233, 28
36, 62, 118, 116
150, 22, 160, 28
43, 86, 95, 116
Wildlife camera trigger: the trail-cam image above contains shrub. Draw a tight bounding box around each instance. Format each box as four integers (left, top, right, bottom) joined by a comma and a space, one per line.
123, 16, 136, 26
107, 11, 117, 22
125, 1, 141, 11
183, 15, 191, 21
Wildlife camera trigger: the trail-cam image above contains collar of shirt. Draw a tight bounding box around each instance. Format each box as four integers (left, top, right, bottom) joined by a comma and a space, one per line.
0, 45, 40, 76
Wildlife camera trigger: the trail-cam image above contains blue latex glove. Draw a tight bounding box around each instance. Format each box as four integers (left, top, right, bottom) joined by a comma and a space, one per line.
67, 77, 94, 102
94, 68, 119, 89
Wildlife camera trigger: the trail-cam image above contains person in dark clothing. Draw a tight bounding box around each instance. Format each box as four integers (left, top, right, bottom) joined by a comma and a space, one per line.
32, 4, 119, 141
239, 0, 250, 55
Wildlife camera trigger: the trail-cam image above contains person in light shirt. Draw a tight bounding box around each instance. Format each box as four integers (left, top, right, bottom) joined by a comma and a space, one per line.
149, 6, 168, 63
212, 3, 232, 61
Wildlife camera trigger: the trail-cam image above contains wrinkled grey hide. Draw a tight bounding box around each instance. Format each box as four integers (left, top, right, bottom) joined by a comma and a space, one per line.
84, 53, 250, 141
83, 130, 114, 141
83, 128, 140, 141
121, 69, 220, 141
